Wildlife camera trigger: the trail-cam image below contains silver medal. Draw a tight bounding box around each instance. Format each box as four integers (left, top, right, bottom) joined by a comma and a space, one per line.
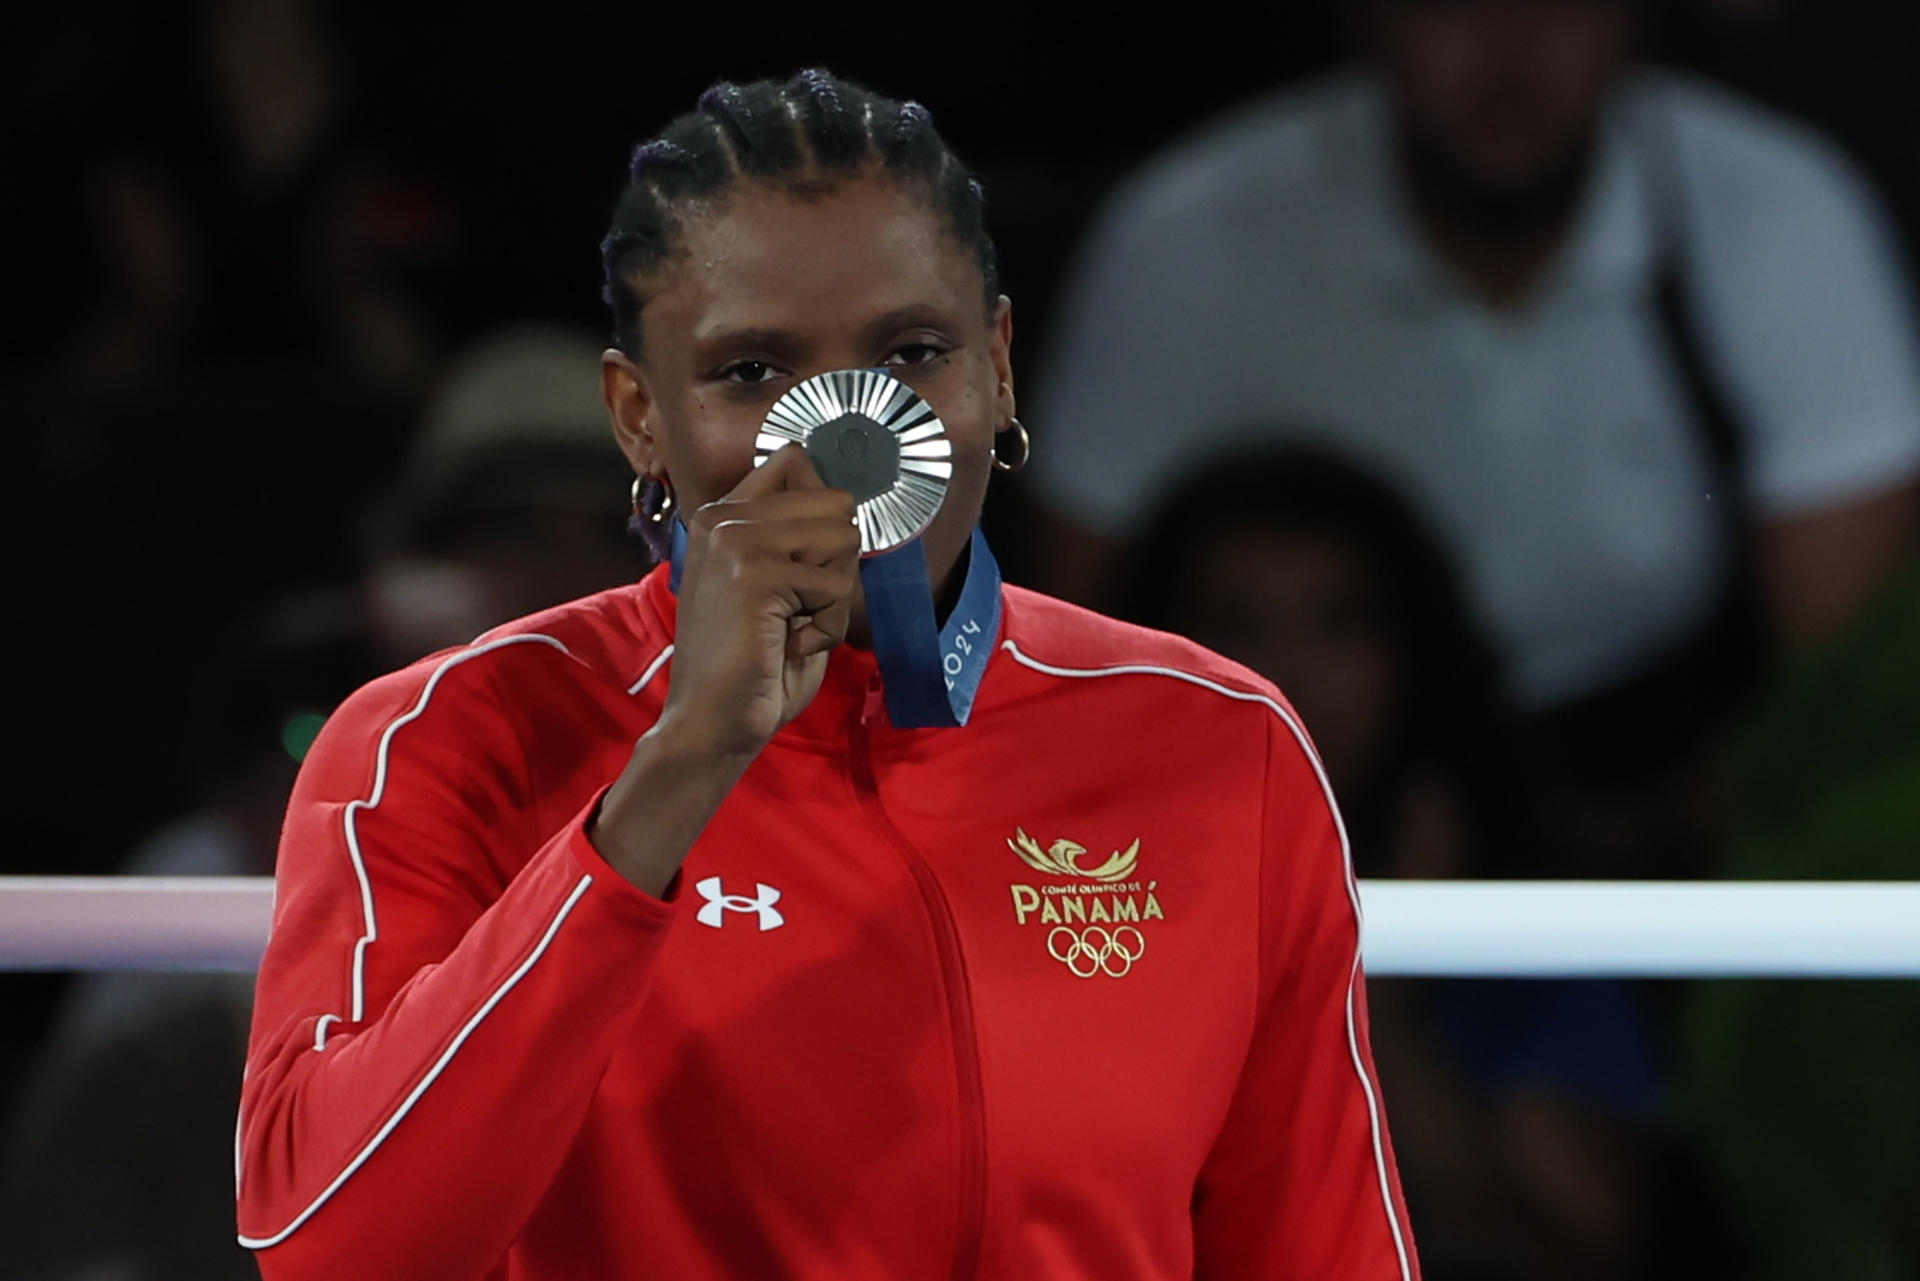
753, 369, 953, 556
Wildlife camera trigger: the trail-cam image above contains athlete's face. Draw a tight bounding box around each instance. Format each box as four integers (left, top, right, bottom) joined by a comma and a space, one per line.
602, 173, 1015, 613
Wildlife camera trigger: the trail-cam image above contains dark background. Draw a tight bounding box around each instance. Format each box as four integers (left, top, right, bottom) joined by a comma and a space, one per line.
4, 3, 1916, 1272
12, 0, 1916, 869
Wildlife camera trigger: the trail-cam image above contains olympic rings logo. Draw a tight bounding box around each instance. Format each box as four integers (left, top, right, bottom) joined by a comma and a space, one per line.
1046, 925, 1147, 978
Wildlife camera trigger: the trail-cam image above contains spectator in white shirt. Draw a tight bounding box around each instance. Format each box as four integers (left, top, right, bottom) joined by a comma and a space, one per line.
1031, 0, 1918, 855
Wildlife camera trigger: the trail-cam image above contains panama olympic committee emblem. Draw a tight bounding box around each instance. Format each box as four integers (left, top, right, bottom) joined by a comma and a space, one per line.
1007, 828, 1164, 979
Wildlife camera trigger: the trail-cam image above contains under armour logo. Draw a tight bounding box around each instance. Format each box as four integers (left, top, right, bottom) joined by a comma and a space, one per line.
694, 877, 785, 931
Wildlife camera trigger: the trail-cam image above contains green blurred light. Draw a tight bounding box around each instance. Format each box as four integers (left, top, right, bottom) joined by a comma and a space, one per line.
282, 711, 328, 763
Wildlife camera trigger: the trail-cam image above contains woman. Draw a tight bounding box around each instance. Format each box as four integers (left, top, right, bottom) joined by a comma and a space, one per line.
235, 71, 1417, 1281
1125, 449, 1665, 1281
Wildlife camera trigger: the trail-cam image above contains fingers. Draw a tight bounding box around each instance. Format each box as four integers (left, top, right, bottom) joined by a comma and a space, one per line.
697, 513, 861, 576
794, 594, 852, 656
725, 443, 828, 500
661, 449, 864, 751
685, 516, 859, 634
681, 465, 861, 657
778, 560, 858, 659
691, 491, 858, 542
789, 614, 846, 660
689, 465, 858, 559
774, 560, 859, 619
686, 448, 863, 572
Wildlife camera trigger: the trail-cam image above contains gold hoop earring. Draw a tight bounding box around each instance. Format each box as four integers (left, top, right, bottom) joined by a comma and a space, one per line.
992, 418, 1030, 473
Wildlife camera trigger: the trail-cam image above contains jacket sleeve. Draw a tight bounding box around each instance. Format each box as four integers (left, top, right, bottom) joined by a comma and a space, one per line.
236, 639, 679, 1280
1192, 705, 1420, 1280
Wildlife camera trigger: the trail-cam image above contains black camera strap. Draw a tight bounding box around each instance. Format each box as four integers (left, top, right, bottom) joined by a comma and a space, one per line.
1527, 85, 1772, 786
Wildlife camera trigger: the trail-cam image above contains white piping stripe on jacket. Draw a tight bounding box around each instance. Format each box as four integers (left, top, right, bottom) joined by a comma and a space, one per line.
240, 874, 595, 1250
627, 644, 675, 695
324, 634, 574, 1040
999, 639, 1414, 1281
241, 634, 676, 1243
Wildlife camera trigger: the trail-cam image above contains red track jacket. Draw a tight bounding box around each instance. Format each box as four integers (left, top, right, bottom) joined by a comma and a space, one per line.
237, 565, 1419, 1279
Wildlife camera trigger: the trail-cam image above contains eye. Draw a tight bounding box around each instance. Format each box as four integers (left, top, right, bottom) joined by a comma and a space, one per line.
717, 359, 783, 385
883, 342, 950, 369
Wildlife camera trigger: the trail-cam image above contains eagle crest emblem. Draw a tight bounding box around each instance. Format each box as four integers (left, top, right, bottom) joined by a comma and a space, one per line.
1007, 828, 1140, 883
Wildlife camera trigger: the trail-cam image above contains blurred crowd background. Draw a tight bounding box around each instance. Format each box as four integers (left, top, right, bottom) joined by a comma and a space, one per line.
5, 1, 1917, 1278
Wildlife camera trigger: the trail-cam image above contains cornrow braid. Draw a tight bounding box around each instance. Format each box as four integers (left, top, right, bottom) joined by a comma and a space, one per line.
787, 67, 868, 168
600, 68, 1000, 362
697, 82, 803, 177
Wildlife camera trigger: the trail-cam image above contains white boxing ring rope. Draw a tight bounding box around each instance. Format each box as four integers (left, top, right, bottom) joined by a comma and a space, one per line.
1, 878, 1918, 977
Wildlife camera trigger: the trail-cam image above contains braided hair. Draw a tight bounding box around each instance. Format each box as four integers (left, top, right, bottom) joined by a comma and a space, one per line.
601, 68, 1000, 362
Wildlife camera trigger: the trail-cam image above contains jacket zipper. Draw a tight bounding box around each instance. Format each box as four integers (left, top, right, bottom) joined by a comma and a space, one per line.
850, 692, 986, 1281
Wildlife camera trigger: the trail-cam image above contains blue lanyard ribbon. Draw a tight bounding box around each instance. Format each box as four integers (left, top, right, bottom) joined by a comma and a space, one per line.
669, 522, 1001, 728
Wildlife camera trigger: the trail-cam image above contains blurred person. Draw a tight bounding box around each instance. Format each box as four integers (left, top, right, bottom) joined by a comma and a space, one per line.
1031, 0, 1920, 875
360, 322, 652, 667
22, 0, 475, 881
234, 71, 1419, 1280
1127, 447, 1669, 1281
1685, 561, 1920, 1280
0, 594, 373, 1281
59, 0, 454, 405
